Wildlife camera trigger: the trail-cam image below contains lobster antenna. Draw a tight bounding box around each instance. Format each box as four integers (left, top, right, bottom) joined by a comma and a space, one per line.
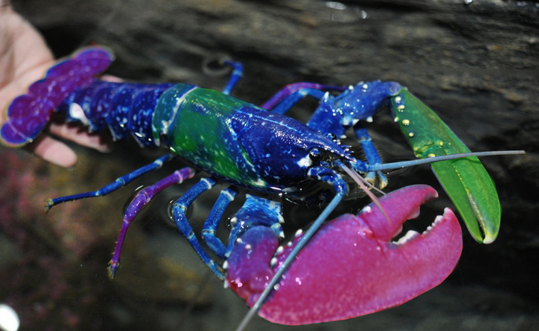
340, 164, 391, 224
353, 172, 386, 196
234, 191, 345, 331
367, 150, 525, 172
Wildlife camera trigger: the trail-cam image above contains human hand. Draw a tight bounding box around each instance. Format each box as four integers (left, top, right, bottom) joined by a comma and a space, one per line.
0, 3, 111, 168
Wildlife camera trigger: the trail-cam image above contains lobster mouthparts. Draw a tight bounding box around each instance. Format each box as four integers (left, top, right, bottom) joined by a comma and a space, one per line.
226, 185, 462, 325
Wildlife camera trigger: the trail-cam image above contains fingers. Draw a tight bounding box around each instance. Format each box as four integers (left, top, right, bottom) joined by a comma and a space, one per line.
23, 123, 113, 168
26, 135, 78, 168
101, 75, 123, 83
49, 122, 113, 153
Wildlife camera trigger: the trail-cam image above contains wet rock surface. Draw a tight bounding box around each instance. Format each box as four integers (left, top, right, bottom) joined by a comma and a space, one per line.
2, 0, 538, 330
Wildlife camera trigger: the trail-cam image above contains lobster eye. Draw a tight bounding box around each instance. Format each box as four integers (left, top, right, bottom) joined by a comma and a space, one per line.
309, 148, 322, 162
326, 133, 337, 142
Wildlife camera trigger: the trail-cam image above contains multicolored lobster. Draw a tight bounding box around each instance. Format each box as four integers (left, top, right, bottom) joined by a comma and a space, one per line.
0, 47, 520, 328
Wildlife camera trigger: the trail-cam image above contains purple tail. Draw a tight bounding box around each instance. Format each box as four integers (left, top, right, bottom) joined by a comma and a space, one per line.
0, 47, 113, 147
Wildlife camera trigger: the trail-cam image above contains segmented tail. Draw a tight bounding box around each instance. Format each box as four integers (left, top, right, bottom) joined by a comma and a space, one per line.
0, 47, 113, 147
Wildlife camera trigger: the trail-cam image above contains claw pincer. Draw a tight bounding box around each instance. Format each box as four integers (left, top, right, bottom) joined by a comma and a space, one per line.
226, 185, 462, 325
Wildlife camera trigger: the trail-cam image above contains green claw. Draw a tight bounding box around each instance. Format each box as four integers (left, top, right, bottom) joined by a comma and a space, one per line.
391, 88, 501, 244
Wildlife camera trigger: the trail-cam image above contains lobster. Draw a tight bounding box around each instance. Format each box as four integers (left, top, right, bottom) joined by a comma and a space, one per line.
0, 47, 521, 329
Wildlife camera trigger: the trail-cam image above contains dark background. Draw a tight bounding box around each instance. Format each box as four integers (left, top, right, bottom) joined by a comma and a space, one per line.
1, 0, 538, 330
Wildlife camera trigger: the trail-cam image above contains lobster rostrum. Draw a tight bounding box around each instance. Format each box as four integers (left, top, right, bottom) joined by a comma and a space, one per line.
1, 47, 519, 328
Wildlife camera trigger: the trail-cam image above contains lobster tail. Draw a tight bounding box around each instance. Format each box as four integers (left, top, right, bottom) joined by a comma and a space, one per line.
0, 47, 113, 147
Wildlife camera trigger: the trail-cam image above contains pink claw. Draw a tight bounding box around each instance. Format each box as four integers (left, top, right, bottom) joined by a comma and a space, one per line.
226, 185, 462, 325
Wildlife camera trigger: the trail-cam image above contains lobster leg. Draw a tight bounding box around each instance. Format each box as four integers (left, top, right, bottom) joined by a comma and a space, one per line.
227, 185, 462, 325
172, 185, 285, 278
201, 188, 238, 259
171, 178, 231, 279
222, 61, 244, 95
260, 82, 345, 110
355, 125, 387, 187
45, 154, 175, 211
269, 88, 327, 114
108, 167, 195, 278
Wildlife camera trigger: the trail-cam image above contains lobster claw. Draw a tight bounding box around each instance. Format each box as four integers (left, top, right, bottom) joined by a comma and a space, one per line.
226, 185, 462, 325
